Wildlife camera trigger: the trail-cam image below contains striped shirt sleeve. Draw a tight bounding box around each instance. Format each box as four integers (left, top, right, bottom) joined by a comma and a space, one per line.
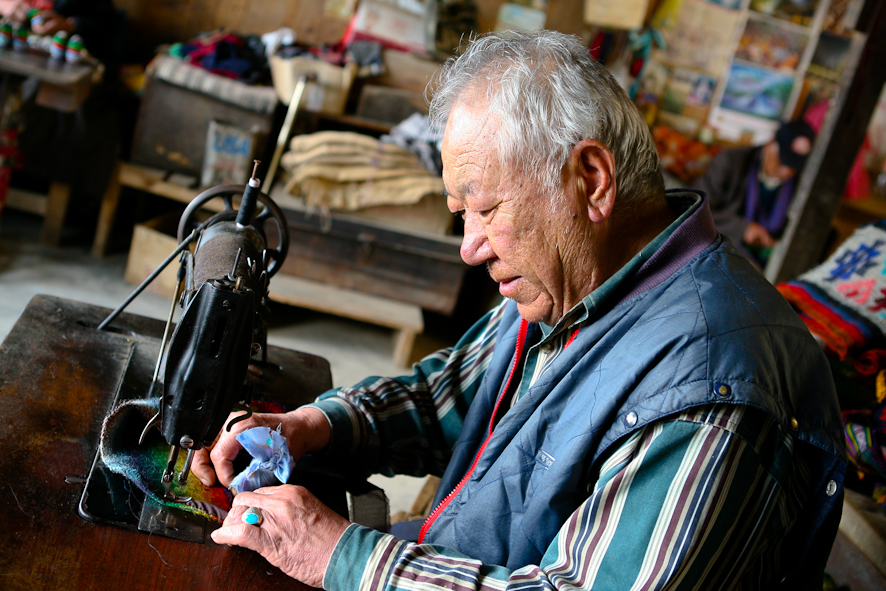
324, 404, 809, 591
306, 300, 507, 478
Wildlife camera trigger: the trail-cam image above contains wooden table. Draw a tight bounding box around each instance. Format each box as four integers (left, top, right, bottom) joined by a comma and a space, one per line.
0, 47, 97, 246
0, 295, 331, 591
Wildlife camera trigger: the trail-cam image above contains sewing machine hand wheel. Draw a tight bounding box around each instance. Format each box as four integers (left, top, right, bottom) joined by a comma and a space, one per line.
177, 184, 290, 277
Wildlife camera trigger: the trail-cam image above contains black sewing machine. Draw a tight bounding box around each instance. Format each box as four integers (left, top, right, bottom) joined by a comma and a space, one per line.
77, 164, 387, 543
135, 163, 289, 502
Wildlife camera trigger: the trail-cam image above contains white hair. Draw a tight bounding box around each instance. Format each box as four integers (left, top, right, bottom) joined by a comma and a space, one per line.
428, 30, 664, 205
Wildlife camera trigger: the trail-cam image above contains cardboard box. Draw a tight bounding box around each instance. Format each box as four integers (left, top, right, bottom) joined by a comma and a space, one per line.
201, 120, 262, 187
371, 50, 442, 94
270, 56, 357, 116
124, 212, 183, 299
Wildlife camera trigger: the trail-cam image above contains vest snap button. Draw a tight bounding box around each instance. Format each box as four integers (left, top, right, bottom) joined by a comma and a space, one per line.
826, 480, 838, 496
790, 417, 799, 431
713, 382, 731, 398
626, 411, 638, 426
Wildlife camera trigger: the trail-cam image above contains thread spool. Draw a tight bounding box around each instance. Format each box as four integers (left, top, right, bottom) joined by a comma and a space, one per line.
0, 23, 13, 49
12, 26, 28, 52
49, 30, 67, 60
64, 34, 83, 64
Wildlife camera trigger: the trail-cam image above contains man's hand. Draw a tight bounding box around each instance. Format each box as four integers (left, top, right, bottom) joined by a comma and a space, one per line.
211, 485, 350, 588
743, 221, 775, 249
191, 407, 332, 488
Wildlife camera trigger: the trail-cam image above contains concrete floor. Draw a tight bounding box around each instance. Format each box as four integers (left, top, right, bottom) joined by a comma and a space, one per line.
0, 209, 427, 514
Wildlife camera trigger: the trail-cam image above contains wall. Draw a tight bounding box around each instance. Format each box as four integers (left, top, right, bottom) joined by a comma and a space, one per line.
114, 0, 589, 61
115, 0, 351, 59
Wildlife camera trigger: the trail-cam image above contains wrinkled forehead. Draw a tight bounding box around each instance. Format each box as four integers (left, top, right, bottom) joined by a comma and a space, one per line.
442, 98, 501, 157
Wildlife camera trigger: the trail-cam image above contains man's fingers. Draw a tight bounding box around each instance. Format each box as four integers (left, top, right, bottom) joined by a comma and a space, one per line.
209, 431, 248, 487
190, 449, 217, 486
211, 521, 264, 549
230, 489, 273, 508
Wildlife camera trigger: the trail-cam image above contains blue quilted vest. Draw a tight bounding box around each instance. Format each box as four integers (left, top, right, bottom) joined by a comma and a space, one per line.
423, 235, 845, 588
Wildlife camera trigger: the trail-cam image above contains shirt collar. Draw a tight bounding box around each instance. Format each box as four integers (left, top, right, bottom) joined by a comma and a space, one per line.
541, 190, 717, 335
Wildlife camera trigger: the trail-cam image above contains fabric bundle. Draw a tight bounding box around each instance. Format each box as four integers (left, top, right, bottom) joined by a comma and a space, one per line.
777, 221, 886, 509
281, 130, 444, 214
229, 425, 295, 494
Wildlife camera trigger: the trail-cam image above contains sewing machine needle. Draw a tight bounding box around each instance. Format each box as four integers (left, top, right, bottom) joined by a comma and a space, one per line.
162, 445, 179, 485
178, 449, 195, 485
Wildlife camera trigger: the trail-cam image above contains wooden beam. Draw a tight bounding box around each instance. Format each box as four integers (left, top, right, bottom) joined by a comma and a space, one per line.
766, 0, 886, 284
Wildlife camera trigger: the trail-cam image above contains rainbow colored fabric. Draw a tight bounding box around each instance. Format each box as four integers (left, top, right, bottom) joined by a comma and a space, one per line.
100, 398, 232, 522
777, 221, 886, 359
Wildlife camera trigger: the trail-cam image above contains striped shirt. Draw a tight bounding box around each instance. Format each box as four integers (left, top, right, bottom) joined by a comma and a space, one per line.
314, 298, 813, 591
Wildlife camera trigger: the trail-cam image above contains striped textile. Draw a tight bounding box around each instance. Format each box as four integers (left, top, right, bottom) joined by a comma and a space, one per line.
777, 221, 886, 359
323, 405, 809, 591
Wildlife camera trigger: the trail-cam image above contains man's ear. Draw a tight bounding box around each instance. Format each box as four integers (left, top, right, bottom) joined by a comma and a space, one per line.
569, 139, 616, 223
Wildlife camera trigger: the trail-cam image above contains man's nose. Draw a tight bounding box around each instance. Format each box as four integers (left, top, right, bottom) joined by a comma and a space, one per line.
460, 214, 494, 266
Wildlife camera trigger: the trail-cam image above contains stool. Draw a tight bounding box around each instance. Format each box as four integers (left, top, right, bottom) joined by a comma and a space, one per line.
5, 182, 72, 246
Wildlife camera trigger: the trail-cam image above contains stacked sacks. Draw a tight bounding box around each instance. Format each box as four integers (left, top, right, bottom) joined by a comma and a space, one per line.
280, 131, 448, 234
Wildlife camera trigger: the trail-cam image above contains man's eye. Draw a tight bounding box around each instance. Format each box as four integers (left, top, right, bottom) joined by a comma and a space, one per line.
453, 210, 466, 220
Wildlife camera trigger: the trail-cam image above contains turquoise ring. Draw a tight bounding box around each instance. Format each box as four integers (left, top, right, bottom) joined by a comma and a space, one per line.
242, 506, 263, 526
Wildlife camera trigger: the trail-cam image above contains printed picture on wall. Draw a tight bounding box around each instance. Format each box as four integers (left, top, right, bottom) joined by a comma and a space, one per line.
721, 62, 795, 119
704, 0, 742, 11
809, 31, 853, 78
735, 16, 808, 71
750, 0, 819, 26
657, 68, 718, 135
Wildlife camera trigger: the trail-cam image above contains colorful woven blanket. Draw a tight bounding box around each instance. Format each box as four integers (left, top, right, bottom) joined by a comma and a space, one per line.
777, 221, 886, 359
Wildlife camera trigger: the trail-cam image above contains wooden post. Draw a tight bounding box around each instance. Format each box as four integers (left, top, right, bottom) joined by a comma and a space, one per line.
766, 0, 886, 284
39, 181, 71, 246
92, 162, 122, 257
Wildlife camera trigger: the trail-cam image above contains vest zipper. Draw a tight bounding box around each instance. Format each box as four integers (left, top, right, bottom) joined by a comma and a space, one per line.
417, 319, 529, 544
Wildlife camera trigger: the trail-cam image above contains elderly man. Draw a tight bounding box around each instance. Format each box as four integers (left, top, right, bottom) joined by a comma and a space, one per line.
198, 30, 845, 591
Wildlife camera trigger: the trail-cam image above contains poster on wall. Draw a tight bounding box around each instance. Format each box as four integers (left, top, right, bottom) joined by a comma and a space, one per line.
496, 3, 547, 30
808, 31, 853, 79
705, 0, 743, 11
656, 0, 742, 77
735, 16, 809, 71
750, 0, 820, 26
657, 68, 718, 135
720, 62, 796, 119
635, 60, 671, 125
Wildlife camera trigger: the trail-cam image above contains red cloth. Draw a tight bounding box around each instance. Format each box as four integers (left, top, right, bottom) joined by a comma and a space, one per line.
804, 100, 872, 200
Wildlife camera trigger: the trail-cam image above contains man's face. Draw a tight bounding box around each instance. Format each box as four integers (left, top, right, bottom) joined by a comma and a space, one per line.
441, 100, 590, 325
